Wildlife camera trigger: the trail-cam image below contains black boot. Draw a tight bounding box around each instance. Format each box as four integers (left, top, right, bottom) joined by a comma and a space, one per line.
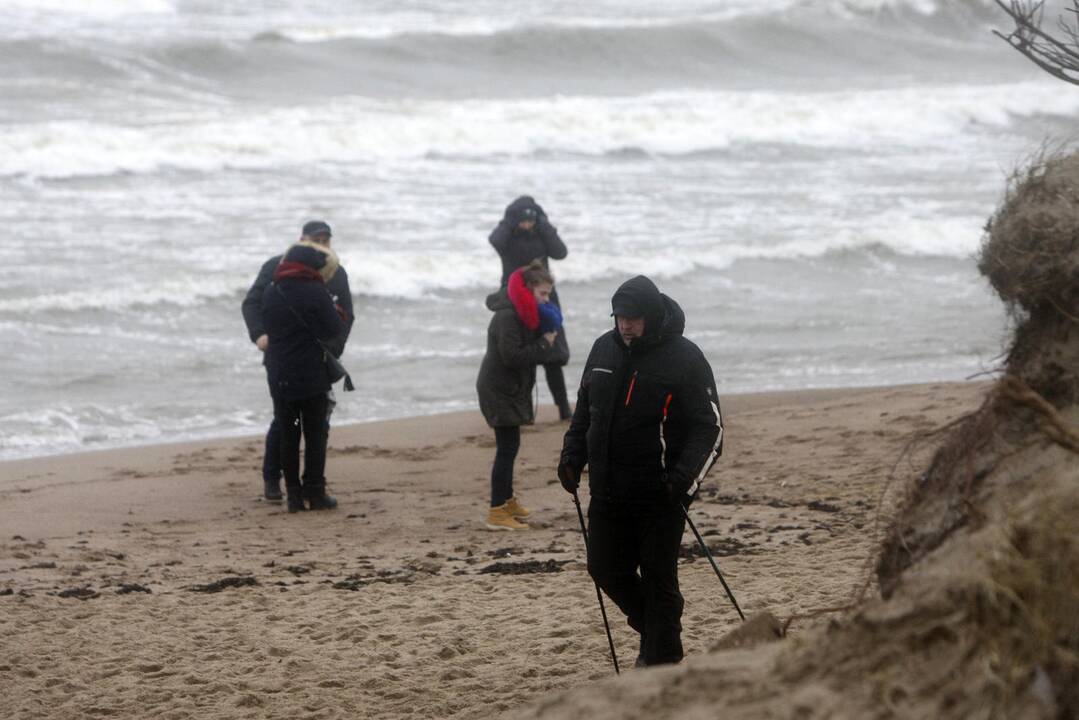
263, 477, 283, 503
286, 482, 305, 513
635, 632, 648, 668
306, 486, 338, 511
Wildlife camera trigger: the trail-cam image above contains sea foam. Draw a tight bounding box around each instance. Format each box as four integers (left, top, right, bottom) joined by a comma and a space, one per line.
3, 82, 1076, 180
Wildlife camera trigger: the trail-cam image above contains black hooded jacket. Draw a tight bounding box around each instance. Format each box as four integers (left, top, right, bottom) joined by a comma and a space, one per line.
241, 253, 354, 359
260, 255, 343, 403
560, 276, 723, 507
488, 196, 568, 288
488, 196, 570, 365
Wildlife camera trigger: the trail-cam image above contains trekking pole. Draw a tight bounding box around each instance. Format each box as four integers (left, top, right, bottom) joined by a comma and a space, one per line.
680, 504, 746, 621
571, 490, 620, 675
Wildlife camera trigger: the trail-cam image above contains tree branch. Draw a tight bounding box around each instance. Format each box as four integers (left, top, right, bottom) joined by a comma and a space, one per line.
994, 0, 1079, 86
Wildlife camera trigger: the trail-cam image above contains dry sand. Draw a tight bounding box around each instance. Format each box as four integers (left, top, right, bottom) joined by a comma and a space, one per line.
0, 381, 989, 720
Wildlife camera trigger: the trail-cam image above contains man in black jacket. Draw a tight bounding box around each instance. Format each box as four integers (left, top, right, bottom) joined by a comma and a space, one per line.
241, 220, 354, 502
558, 275, 723, 667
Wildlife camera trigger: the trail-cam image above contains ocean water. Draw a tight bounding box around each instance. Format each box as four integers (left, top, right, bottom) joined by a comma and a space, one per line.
0, 0, 1076, 461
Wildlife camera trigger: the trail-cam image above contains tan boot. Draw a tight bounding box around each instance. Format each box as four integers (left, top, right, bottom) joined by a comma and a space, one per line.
485, 503, 529, 531
504, 496, 531, 520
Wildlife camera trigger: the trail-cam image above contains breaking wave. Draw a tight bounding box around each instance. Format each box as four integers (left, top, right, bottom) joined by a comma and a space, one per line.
0, 216, 987, 314
2, 82, 1075, 180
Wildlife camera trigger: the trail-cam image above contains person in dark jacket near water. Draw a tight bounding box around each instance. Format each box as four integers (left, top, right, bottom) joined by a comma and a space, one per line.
241, 220, 354, 503
557, 275, 723, 667
261, 241, 344, 513
489, 196, 572, 420
477, 260, 561, 530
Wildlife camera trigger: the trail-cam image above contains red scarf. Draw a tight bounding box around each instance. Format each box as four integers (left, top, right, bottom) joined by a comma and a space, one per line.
273, 261, 324, 283
507, 269, 539, 331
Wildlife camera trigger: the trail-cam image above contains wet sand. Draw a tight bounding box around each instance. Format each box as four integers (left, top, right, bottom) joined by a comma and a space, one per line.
0, 381, 988, 719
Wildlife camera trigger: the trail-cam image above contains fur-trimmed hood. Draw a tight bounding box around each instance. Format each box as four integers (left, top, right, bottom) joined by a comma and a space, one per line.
273, 240, 340, 284
485, 267, 541, 331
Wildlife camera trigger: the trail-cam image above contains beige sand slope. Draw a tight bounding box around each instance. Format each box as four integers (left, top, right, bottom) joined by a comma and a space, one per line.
0, 382, 986, 719
513, 152, 1079, 720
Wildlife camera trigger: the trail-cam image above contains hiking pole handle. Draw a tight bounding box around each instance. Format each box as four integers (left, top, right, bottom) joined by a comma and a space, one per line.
681, 503, 746, 621
572, 490, 620, 675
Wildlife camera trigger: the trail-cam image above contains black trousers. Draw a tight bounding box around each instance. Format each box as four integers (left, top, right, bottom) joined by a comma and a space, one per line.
543, 363, 569, 410
587, 500, 687, 665
490, 425, 521, 507
263, 376, 333, 482
273, 392, 330, 494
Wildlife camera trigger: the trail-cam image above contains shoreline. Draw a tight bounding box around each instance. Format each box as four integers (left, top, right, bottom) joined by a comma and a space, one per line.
1, 380, 991, 719
0, 378, 985, 475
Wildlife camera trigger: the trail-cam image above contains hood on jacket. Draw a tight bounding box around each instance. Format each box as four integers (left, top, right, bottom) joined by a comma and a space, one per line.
610, 275, 685, 346
502, 195, 541, 225
485, 288, 510, 312
273, 241, 339, 283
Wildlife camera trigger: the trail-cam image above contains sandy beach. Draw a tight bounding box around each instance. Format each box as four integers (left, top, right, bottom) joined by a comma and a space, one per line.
0, 381, 990, 719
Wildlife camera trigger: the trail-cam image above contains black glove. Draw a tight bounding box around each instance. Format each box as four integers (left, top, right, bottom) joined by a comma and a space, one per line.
558, 462, 581, 495
662, 472, 694, 509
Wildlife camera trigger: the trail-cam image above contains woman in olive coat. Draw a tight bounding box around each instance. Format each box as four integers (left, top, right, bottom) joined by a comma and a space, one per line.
476, 260, 561, 530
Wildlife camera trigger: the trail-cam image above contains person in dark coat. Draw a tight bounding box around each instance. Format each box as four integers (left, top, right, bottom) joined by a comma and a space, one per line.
488, 196, 572, 419
476, 260, 561, 530
261, 241, 344, 513
557, 275, 724, 666
241, 220, 354, 503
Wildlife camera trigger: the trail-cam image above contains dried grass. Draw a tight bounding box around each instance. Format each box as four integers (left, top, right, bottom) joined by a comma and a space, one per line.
979, 150, 1079, 319
866, 150, 1079, 717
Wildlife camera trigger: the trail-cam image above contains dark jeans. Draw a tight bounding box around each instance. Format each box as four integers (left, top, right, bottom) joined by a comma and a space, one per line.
263, 377, 334, 482
272, 392, 330, 494
543, 363, 569, 410
490, 426, 521, 507
587, 500, 687, 665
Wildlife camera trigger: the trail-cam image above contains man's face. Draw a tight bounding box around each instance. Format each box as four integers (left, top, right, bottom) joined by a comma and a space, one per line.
616, 315, 645, 345
517, 219, 536, 232
305, 232, 332, 247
